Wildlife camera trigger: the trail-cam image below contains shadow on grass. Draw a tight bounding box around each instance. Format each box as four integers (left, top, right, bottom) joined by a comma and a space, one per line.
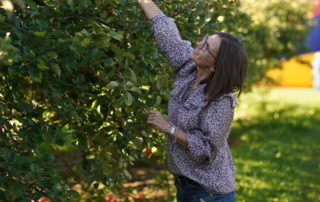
231, 103, 320, 202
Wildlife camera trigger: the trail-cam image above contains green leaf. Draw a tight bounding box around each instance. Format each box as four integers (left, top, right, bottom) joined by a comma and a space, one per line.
155, 95, 162, 105
125, 92, 133, 106
30, 164, 39, 174
79, 29, 90, 37
34, 31, 46, 38
110, 44, 123, 61
37, 62, 49, 71
125, 52, 136, 60
157, 78, 161, 90
50, 63, 61, 77
128, 87, 141, 94
108, 31, 123, 41
44, 154, 55, 162
128, 68, 137, 83
25, 0, 38, 10
0, 149, 13, 161
107, 81, 119, 89
103, 58, 113, 66
90, 100, 97, 111
125, 81, 135, 87
123, 168, 132, 180
162, 74, 169, 88
67, 0, 73, 6
0, 15, 4, 23
8, 66, 18, 76
119, 0, 126, 6
30, 70, 42, 83
36, 19, 48, 30
97, 105, 104, 118
81, 38, 91, 46
47, 52, 58, 60
4, 34, 12, 43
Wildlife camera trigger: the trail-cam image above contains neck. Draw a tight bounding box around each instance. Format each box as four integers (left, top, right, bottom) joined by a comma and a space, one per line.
194, 66, 212, 89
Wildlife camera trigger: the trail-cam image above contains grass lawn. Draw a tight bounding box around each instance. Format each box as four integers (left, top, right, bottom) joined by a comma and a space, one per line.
232, 87, 320, 202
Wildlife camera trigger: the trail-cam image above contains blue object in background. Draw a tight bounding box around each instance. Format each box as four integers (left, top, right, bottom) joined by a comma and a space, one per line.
306, 16, 320, 53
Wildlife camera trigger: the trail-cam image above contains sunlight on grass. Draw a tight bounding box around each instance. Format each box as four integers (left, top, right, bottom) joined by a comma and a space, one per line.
235, 87, 320, 120
231, 87, 320, 202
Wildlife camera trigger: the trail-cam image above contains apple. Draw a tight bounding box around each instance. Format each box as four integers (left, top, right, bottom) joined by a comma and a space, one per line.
145, 148, 152, 158
38, 196, 52, 202
104, 8, 113, 13
135, 194, 144, 200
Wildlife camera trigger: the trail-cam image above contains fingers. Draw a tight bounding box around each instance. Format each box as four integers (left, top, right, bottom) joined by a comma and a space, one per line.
147, 119, 153, 125
147, 112, 154, 123
147, 111, 156, 119
147, 110, 161, 125
147, 115, 156, 123
147, 117, 157, 126
149, 110, 160, 113
147, 110, 160, 119
147, 115, 154, 121
148, 110, 160, 116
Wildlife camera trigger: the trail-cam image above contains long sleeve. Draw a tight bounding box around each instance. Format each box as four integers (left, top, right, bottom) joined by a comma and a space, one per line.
150, 13, 193, 75
185, 96, 235, 166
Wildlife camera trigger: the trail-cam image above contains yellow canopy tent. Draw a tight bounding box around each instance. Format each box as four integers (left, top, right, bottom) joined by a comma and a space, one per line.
266, 52, 316, 87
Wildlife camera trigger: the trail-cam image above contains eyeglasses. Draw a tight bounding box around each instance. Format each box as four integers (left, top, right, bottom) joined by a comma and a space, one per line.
198, 34, 217, 59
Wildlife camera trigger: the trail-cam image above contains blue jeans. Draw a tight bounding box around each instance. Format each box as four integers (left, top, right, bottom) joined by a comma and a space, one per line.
175, 183, 236, 202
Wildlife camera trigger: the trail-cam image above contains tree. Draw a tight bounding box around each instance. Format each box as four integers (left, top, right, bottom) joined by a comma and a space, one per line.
0, 0, 313, 200
239, 0, 314, 85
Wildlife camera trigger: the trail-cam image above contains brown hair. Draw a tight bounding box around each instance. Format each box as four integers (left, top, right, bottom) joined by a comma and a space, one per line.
200, 32, 248, 103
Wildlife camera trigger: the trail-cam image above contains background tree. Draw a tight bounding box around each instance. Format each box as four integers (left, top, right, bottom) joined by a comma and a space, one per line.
0, 0, 314, 200
239, 0, 315, 85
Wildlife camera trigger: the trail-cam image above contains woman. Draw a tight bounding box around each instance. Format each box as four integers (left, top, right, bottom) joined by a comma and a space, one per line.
138, 0, 248, 201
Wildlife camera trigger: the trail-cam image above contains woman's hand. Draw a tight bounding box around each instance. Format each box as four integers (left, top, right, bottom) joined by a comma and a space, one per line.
137, 0, 145, 3
147, 110, 170, 133
136, 0, 162, 20
137, 0, 150, 3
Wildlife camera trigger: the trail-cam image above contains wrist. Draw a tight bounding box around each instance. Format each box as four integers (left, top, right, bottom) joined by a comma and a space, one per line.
138, 0, 150, 4
163, 123, 171, 134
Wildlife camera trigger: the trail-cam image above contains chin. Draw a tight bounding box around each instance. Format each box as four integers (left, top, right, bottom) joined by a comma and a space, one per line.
189, 50, 197, 62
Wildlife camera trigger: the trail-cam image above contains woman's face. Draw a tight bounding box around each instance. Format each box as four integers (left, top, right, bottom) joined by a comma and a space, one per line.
189, 34, 221, 72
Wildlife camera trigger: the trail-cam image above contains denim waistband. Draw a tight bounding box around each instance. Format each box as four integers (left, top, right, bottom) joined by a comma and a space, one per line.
174, 175, 201, 187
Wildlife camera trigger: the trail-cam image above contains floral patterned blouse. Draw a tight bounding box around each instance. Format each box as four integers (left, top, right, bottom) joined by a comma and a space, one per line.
150, 13, 237, 194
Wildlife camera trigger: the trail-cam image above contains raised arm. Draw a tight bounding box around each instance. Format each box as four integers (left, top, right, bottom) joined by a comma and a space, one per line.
138, 0, 162, 19
137, 0, 193, 75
